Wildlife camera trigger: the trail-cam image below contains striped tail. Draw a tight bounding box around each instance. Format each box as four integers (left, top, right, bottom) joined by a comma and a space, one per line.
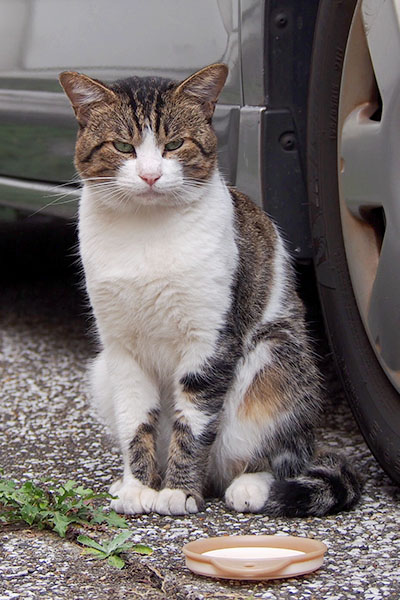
265, 452, 363, 517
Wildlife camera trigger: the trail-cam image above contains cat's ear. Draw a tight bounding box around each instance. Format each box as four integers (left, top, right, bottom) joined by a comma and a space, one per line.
175, 63, 228, 119
59, 72, 117, 126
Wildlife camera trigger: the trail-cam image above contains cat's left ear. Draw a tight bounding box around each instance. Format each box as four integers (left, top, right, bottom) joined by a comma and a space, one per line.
175, 63, 228, 119
59, 71, 117, 126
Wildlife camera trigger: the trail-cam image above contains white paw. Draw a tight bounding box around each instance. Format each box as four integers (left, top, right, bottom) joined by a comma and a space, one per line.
225, 472, 274, 513
109, 478, 123, 496
109, 479, 158, 514
153, 488, 200, 515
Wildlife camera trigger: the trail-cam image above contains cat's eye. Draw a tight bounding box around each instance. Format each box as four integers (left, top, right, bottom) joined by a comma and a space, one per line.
113, 141, 135, 153
165, 139, 184, 152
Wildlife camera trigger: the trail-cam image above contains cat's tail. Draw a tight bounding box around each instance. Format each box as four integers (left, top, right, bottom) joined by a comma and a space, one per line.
264, 451, 363, 517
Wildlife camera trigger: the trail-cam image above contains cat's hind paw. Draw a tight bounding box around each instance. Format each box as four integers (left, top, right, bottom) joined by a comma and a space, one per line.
153, 488, 202, 515
109, 479, 158, 514
225, 472, 274, 513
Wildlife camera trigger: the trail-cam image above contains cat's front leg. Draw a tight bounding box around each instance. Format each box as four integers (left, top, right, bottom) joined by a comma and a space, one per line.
154, 373, 226, 516
154, 418, 210, 515
91, 348, 160, 514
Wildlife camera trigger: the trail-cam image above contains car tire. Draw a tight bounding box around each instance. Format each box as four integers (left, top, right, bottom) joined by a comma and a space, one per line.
307, 0, 400, 484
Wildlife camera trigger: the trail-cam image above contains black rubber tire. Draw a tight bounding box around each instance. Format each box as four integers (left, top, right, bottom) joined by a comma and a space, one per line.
307, 0, 400, 484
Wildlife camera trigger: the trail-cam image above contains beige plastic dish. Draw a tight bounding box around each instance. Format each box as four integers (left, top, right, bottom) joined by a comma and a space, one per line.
183, 535, 327, 580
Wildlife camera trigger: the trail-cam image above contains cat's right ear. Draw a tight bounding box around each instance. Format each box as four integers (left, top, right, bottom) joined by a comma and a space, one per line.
59, 72, 117, 126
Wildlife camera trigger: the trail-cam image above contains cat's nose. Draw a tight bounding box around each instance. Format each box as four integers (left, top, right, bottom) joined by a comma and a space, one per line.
139, 174, 161, 186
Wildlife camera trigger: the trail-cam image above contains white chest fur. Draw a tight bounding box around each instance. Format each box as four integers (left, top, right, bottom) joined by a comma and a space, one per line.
79, 174, 238, 376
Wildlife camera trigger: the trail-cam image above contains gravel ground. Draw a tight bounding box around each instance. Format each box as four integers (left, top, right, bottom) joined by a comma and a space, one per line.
1, 218, 399, 599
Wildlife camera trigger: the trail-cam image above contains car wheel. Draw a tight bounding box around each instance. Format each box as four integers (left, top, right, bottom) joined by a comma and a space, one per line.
307, 0, 400, 484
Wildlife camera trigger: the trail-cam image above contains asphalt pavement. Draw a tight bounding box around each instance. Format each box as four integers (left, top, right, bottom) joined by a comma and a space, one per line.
0, 217, 399, 599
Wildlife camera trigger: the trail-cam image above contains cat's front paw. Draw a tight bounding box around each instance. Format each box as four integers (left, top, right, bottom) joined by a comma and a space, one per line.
153, 488, 203, 515
109, 479, 158, 514
225, 472, 274, 513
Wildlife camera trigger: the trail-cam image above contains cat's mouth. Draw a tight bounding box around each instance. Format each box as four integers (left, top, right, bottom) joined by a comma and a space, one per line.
133, 186, 170, 199
122, 185, 185, 208
137, 185, 164, 195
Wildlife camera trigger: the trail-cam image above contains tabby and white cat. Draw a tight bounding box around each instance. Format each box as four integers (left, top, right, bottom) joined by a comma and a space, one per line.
60, 64, 361, 516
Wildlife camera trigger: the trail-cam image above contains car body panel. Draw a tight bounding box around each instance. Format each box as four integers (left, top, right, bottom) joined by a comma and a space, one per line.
0, 0, 315, 258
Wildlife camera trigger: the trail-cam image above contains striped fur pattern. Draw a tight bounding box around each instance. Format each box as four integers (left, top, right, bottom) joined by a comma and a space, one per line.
60, 64, 362, 517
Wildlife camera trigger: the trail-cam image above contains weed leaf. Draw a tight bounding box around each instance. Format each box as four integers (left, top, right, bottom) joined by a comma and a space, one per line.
105, 530, 133, 553
82, 547, 107, 558
20, 504, 39, 525
63, 481, 78, 491
107, 554, 125, 569
99, 511, 129, 529
77, 535, 106, 553
131, 543, 153, 555
51, 512, 72, 537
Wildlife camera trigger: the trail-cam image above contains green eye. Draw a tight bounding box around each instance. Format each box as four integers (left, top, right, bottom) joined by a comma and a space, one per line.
165, 139, 184, 151
113, 141, 135, 153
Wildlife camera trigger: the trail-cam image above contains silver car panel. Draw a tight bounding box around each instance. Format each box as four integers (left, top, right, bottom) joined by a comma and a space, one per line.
0, 0, 266, 212
0, 0, 242, 101
240, 0, 266, 106
236, 107, 265, 207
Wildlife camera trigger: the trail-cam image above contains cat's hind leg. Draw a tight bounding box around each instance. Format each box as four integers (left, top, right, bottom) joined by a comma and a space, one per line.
208, 340, 287, 512
216, 328, 361, 516
89, 347, 160, 514
213, 330, 316, 512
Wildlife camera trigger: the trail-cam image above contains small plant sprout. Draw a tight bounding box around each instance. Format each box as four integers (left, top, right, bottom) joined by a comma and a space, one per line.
78, 530, 153, 569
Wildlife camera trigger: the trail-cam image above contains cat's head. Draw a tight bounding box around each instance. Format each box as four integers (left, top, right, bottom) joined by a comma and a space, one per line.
59, 64, 228, 210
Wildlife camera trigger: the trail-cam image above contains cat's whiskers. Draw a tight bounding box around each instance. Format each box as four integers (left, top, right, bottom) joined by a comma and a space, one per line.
30, 176, 121, 217
90, 187, 128, 205
31, 176, 219, 219
183, 178, 219, 193
81, 176, 119, 184
88, 181, 137, 211
28, 189, 80, 217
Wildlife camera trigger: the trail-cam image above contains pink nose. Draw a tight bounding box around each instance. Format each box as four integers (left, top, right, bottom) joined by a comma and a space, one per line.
139, 174, 161, 186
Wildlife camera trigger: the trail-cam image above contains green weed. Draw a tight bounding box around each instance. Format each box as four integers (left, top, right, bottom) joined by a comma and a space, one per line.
78, 530, 152, 569
0, 473, 152, 568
